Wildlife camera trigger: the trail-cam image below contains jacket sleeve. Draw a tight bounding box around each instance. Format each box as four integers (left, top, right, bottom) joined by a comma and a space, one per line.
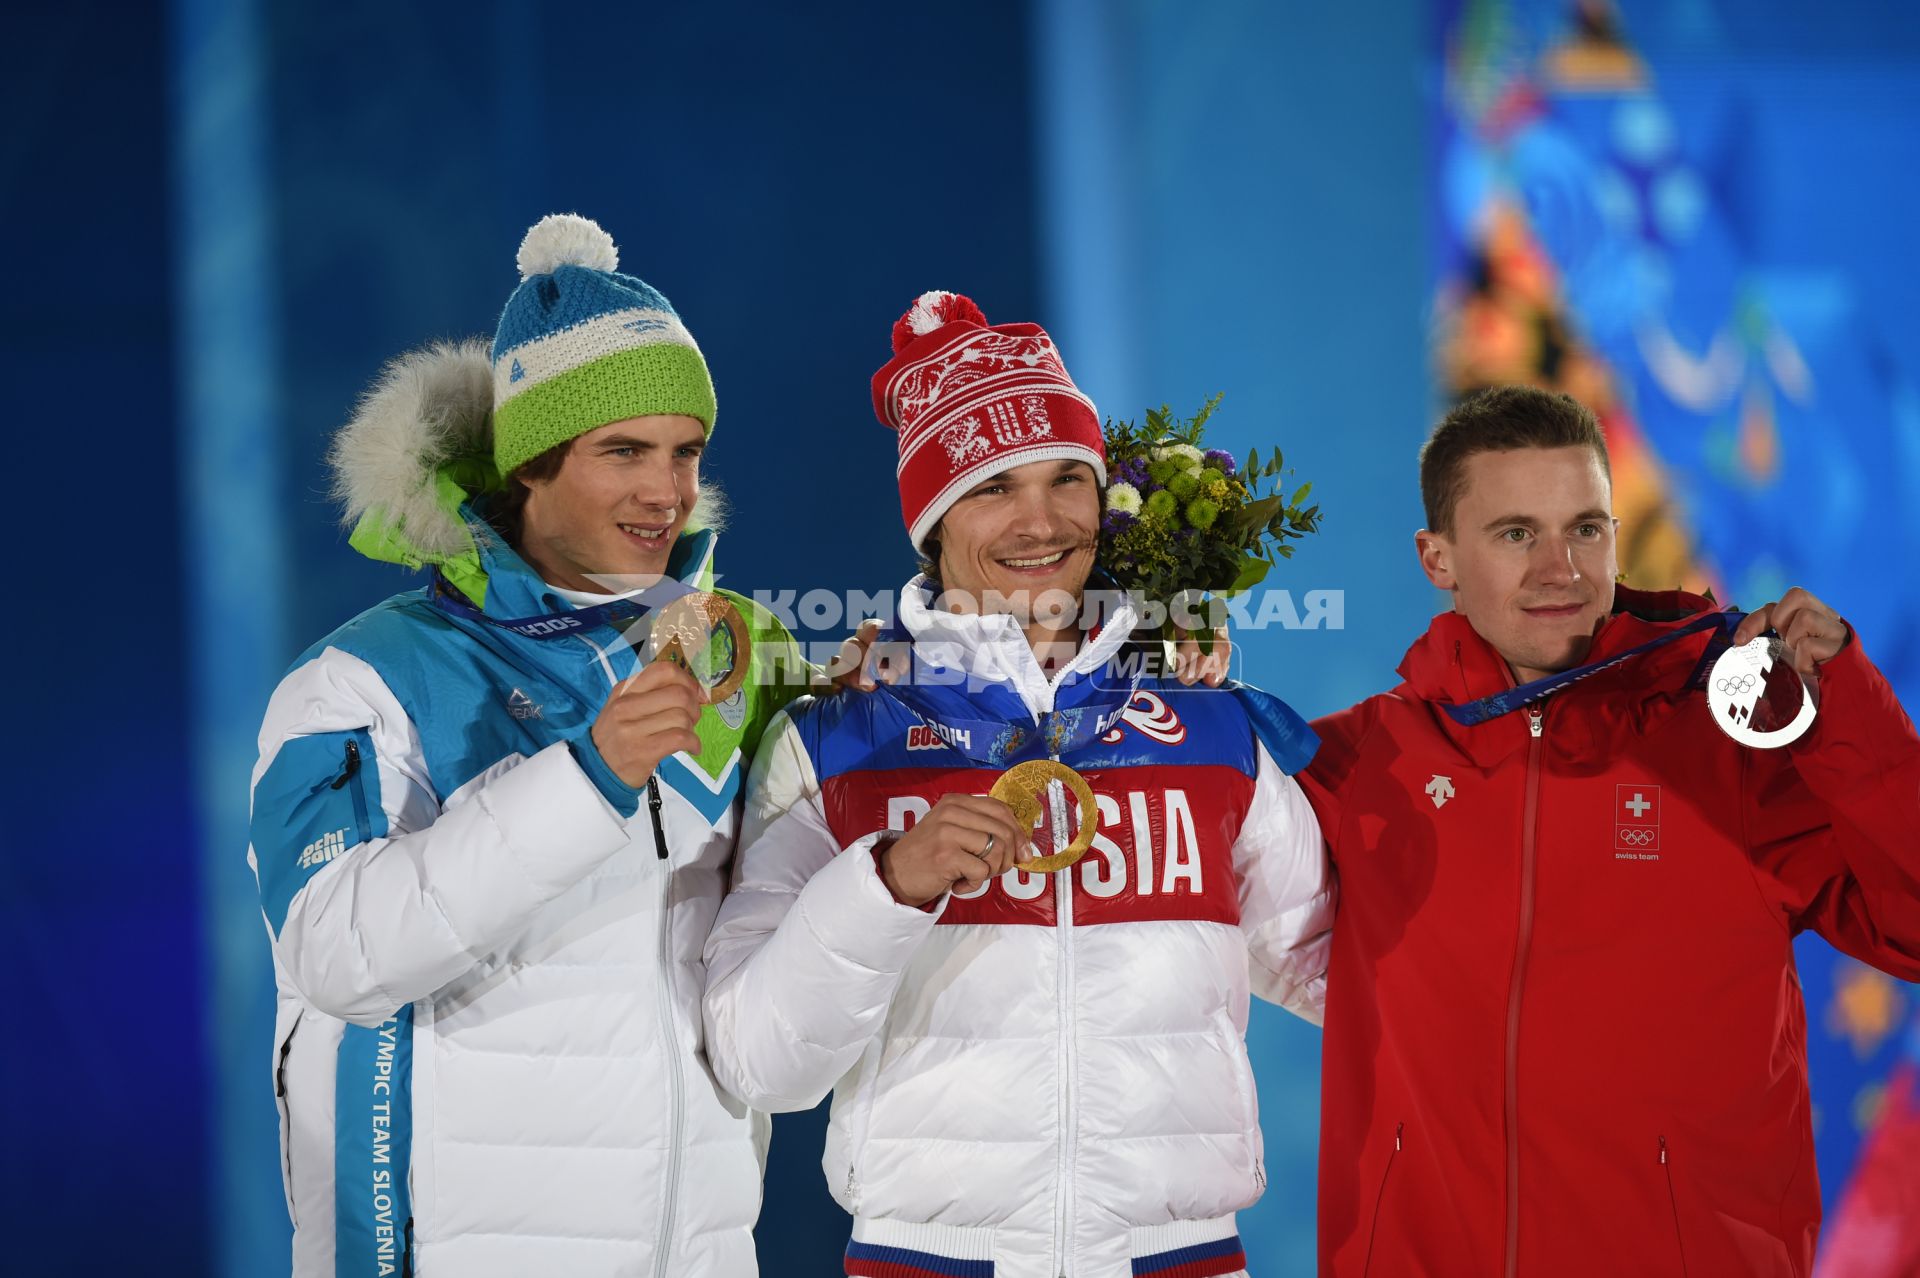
702, 710, 944, 1112
1745, 631, 1920, 979
1234, 739, 1336, 1024
1300, 696, 1378, 867
248, 646, 635, 1026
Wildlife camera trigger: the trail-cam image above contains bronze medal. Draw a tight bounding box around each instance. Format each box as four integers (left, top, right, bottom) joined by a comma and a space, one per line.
649, 591, 752, 706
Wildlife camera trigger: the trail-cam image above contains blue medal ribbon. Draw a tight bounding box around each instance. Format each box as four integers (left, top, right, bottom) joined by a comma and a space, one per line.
429, 570, 698, 641
871, 622, 1147, 768
1440, 608, 1743, 727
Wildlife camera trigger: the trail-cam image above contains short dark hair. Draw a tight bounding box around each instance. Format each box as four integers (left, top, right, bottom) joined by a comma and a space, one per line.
1420, 385, 1610, 534
917, 527, 943, 580
485, 436, 573, 546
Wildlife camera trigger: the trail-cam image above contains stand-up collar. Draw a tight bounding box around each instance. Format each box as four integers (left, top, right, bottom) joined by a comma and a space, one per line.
469, 512, 717, 628
895, 574, 1139, 720
1396, 585, 1720, 706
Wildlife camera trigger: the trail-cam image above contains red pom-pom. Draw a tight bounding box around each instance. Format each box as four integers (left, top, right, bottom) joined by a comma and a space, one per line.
891, 290, 988, 352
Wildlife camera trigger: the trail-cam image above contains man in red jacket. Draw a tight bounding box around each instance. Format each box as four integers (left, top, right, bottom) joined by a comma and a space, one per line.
1302, 385, 1920, 1277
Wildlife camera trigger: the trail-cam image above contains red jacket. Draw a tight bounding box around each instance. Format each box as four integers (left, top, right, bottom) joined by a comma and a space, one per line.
1301, 588, 1920, 1278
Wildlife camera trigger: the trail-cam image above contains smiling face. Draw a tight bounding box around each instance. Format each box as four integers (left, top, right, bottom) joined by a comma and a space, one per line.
931, 458, 1102, 617
1415, 445, 1619, 683
514, 414, 705, 591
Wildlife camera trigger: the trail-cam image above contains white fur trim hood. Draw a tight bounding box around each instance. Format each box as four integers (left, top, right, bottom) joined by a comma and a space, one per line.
327, 338, 725, 567
328, 338, 494, 561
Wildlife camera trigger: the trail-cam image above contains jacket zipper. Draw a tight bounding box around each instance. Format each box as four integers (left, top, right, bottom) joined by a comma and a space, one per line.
584, 633, 688, 1278
1503, 704, 1546, 1278
1049, 751, 1077, 1278
647, 777, 670, 859
275, 1018, 301, 1228
1362, 1122, 1404, 1278
650, 772, 686, 1278
333, 738, 372, 843
1661, 1136, 1689, 1277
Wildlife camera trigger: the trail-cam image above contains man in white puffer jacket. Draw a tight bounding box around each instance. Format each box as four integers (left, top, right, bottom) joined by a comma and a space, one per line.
249, 215, 815, 1277
704, 292, 1333, 1278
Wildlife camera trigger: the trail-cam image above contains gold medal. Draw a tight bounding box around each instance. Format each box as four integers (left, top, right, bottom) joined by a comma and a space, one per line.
649, 591, 752, 705
990, 759, 1097, 873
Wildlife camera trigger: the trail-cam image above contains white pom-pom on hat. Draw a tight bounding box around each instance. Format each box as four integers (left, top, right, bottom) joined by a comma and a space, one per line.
516, 213, 619, 281
906, 290, 959, 336
891, 290, 989, 353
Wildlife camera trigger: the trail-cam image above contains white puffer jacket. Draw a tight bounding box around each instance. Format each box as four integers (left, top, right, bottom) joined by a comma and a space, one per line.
703, 582, 1332, 1278
249, 527, 802, 1278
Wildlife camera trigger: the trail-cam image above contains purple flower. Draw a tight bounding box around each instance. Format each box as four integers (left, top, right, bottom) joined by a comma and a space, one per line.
1203, 448, 1237, 475
1114, 458, 1150, 488
1101, 509, 1136, 534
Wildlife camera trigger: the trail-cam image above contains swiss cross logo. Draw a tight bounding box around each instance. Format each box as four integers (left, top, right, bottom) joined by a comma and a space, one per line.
1614, 784, 1662, 859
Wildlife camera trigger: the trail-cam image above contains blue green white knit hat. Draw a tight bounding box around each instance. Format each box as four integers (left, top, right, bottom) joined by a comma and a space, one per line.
490, 213, 716, 477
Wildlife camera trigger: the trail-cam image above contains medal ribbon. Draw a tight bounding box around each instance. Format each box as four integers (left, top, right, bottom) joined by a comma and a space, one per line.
1440, 608, 1745, 727
870, 623, 1147, 768
430, 570, 698, 641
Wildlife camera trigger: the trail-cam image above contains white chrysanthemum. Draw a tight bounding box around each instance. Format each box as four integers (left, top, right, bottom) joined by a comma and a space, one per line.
1152, 443, 1205, 468
1106, 482, 1143, 514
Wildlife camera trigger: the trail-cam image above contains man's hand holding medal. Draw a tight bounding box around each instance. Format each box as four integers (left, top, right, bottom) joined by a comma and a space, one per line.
1730, 586, 1851, 685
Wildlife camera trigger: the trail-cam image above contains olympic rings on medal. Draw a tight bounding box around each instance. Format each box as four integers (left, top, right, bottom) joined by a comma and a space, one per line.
989, 760, 1098, 873
1707, 636, 1817, 750
649, 591, 752, 705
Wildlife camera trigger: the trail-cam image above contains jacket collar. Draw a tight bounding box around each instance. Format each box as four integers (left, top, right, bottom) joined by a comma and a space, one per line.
1395, 585, 1721, 761
895, 574, 1139, 722
465, 508, 717, 627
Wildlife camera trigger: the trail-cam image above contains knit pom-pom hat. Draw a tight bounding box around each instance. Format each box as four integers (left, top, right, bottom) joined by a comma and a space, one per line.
870, 290, 1104, 549
490, 213, 716, 477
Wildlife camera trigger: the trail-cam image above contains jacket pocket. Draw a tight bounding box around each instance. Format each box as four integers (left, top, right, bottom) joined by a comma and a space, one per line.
272, 1005, 301, 1228
332, 733, 375, 845
1660, 1135, 1690, 1277
1361, 1121, 1405, 1278
842, 1037, 889, 1212
254, 728, 386, 938
1215, 1011, 1263, 1182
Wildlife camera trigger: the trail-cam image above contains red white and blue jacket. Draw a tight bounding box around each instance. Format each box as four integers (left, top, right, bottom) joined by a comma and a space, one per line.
703, 578, 1332, 1278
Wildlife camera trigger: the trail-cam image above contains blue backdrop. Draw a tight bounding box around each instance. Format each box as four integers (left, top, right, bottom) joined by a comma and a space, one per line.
2, 1, 1914, 1274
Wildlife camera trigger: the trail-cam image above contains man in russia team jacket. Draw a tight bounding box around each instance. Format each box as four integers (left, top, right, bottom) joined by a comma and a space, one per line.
1304, 385, 1920, 1276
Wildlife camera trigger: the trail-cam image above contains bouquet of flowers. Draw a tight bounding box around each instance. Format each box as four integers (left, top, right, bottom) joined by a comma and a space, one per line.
1098, 395, 1321, 639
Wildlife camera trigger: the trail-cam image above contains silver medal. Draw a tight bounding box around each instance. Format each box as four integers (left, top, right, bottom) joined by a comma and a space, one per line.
1706, 636, 1816, 749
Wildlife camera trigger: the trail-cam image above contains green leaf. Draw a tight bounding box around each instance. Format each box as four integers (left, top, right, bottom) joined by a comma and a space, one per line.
1227, 555, 1270, 594
1190, 392, 1223, 434
1240, 493, 1285, 530
1291, 481, 1313, 505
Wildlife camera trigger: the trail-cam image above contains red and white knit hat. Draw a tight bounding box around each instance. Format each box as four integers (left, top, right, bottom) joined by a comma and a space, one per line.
871, 290, 1106, 549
